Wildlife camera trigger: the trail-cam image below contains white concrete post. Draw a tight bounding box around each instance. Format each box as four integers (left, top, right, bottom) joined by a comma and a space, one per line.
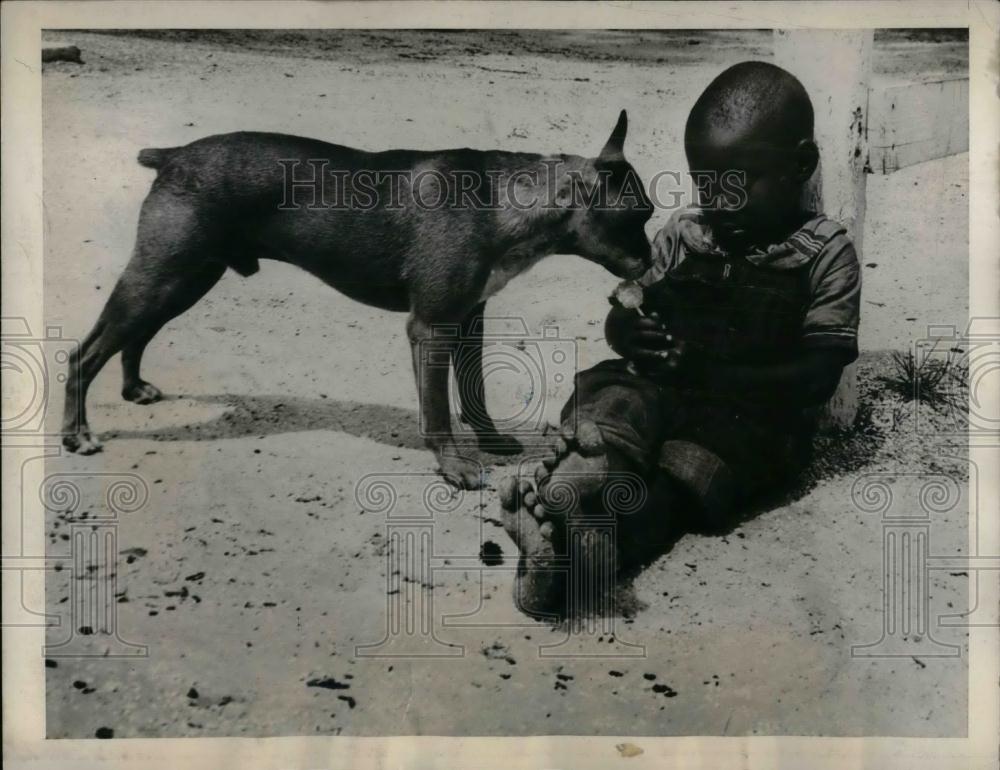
774, 29, 873, 430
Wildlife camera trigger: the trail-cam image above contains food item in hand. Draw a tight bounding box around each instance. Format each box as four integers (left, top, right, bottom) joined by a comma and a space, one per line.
612, 280, 645, 315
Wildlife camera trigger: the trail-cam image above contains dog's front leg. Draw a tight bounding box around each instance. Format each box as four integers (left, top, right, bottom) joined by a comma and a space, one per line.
407, 313, 483, 489
451, 301, 523, 455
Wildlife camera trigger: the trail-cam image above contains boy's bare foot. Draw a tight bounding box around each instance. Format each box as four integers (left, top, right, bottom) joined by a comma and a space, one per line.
499, 420, 613, 616
533, 420, 610, 518
499, 477, 564, 616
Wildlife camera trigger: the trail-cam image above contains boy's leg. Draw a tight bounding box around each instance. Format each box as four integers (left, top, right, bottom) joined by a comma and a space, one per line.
499, 360, 663, 616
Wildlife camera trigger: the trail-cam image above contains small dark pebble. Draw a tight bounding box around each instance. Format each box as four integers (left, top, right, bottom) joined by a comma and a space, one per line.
307, 677, 350, 690
95, 727, 113, 739
337, 694, 356, 709
652, 683, 678, 697
643, 673, 656, 681
45, 659, 58, 668
187, 687, 199, 699
479, 540, 504, 566
73, 680, 87, 690
185, 572, 205, 582
608, 670, 624, 677
78, 626, 94, 635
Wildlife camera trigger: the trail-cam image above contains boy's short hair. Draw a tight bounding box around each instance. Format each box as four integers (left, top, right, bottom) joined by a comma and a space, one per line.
685, 61, 814, 151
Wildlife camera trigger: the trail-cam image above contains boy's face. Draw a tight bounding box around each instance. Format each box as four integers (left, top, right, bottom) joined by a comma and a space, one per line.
686, 128, 805, 250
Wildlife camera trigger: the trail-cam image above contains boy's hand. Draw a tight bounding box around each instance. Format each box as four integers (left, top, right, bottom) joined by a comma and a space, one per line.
605, 303, 675, 364
645, 335, 708, 385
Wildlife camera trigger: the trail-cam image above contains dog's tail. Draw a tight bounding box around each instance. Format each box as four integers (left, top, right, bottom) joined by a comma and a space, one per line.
137, 147, 178, 170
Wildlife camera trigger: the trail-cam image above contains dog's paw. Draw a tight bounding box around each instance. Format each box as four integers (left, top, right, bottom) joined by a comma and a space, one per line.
63, 430, 103, 455
122, 380, 163, 405
438, 454, 483, 490
476, 430, 523, 456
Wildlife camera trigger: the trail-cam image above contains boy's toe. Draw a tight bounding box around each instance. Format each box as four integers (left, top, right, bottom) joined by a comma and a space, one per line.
502, 500, 552, 559
499, 476, 531, 511
574, 420, 605, 456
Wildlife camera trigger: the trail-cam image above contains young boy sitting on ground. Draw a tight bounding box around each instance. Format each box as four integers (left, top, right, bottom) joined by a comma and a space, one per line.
500, 60, 862, 616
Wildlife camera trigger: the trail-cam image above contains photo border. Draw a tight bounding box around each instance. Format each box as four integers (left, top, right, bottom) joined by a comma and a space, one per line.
3, 2, 997, 768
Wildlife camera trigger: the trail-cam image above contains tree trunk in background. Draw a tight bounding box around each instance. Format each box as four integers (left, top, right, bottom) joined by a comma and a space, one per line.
774, 29, 872, 431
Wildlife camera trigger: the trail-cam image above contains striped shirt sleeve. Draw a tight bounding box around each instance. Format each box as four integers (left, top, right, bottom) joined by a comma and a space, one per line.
801, 235, 862, 360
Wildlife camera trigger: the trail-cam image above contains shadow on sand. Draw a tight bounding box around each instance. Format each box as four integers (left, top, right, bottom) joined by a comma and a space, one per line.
106, 393, 428, 450
104, 392, 527, 465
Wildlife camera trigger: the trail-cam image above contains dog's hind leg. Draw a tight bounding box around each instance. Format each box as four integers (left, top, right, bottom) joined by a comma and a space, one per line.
120, 261, 226, 404
121, 332, 165, 404
63, 245, 226, 454
450, 301, 523, 455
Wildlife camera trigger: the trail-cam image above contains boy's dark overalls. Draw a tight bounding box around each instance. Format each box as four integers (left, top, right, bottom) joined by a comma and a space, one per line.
563, 208, 859, 526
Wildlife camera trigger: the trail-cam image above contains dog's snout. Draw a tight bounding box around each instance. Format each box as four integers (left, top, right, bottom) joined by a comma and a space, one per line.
623, 260, 648, 280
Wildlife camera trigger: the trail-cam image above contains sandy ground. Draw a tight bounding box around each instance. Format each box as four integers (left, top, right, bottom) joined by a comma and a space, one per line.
40, 31, 969, 738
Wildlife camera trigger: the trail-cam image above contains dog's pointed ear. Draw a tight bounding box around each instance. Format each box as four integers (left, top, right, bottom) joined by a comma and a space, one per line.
599, 109, 628, 161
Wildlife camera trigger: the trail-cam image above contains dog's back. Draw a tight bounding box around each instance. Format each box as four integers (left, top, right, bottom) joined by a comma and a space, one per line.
134, 132, 589, 310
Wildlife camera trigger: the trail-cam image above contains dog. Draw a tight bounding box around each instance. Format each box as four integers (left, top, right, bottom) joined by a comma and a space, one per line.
61, 110, 653, 488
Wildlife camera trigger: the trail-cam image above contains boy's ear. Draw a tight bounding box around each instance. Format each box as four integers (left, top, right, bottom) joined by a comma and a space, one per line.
599, 109, 628, 161
792, 139, 820, 182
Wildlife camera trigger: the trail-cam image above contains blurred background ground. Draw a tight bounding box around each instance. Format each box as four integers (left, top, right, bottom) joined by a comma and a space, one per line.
41, 29, 969, 739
